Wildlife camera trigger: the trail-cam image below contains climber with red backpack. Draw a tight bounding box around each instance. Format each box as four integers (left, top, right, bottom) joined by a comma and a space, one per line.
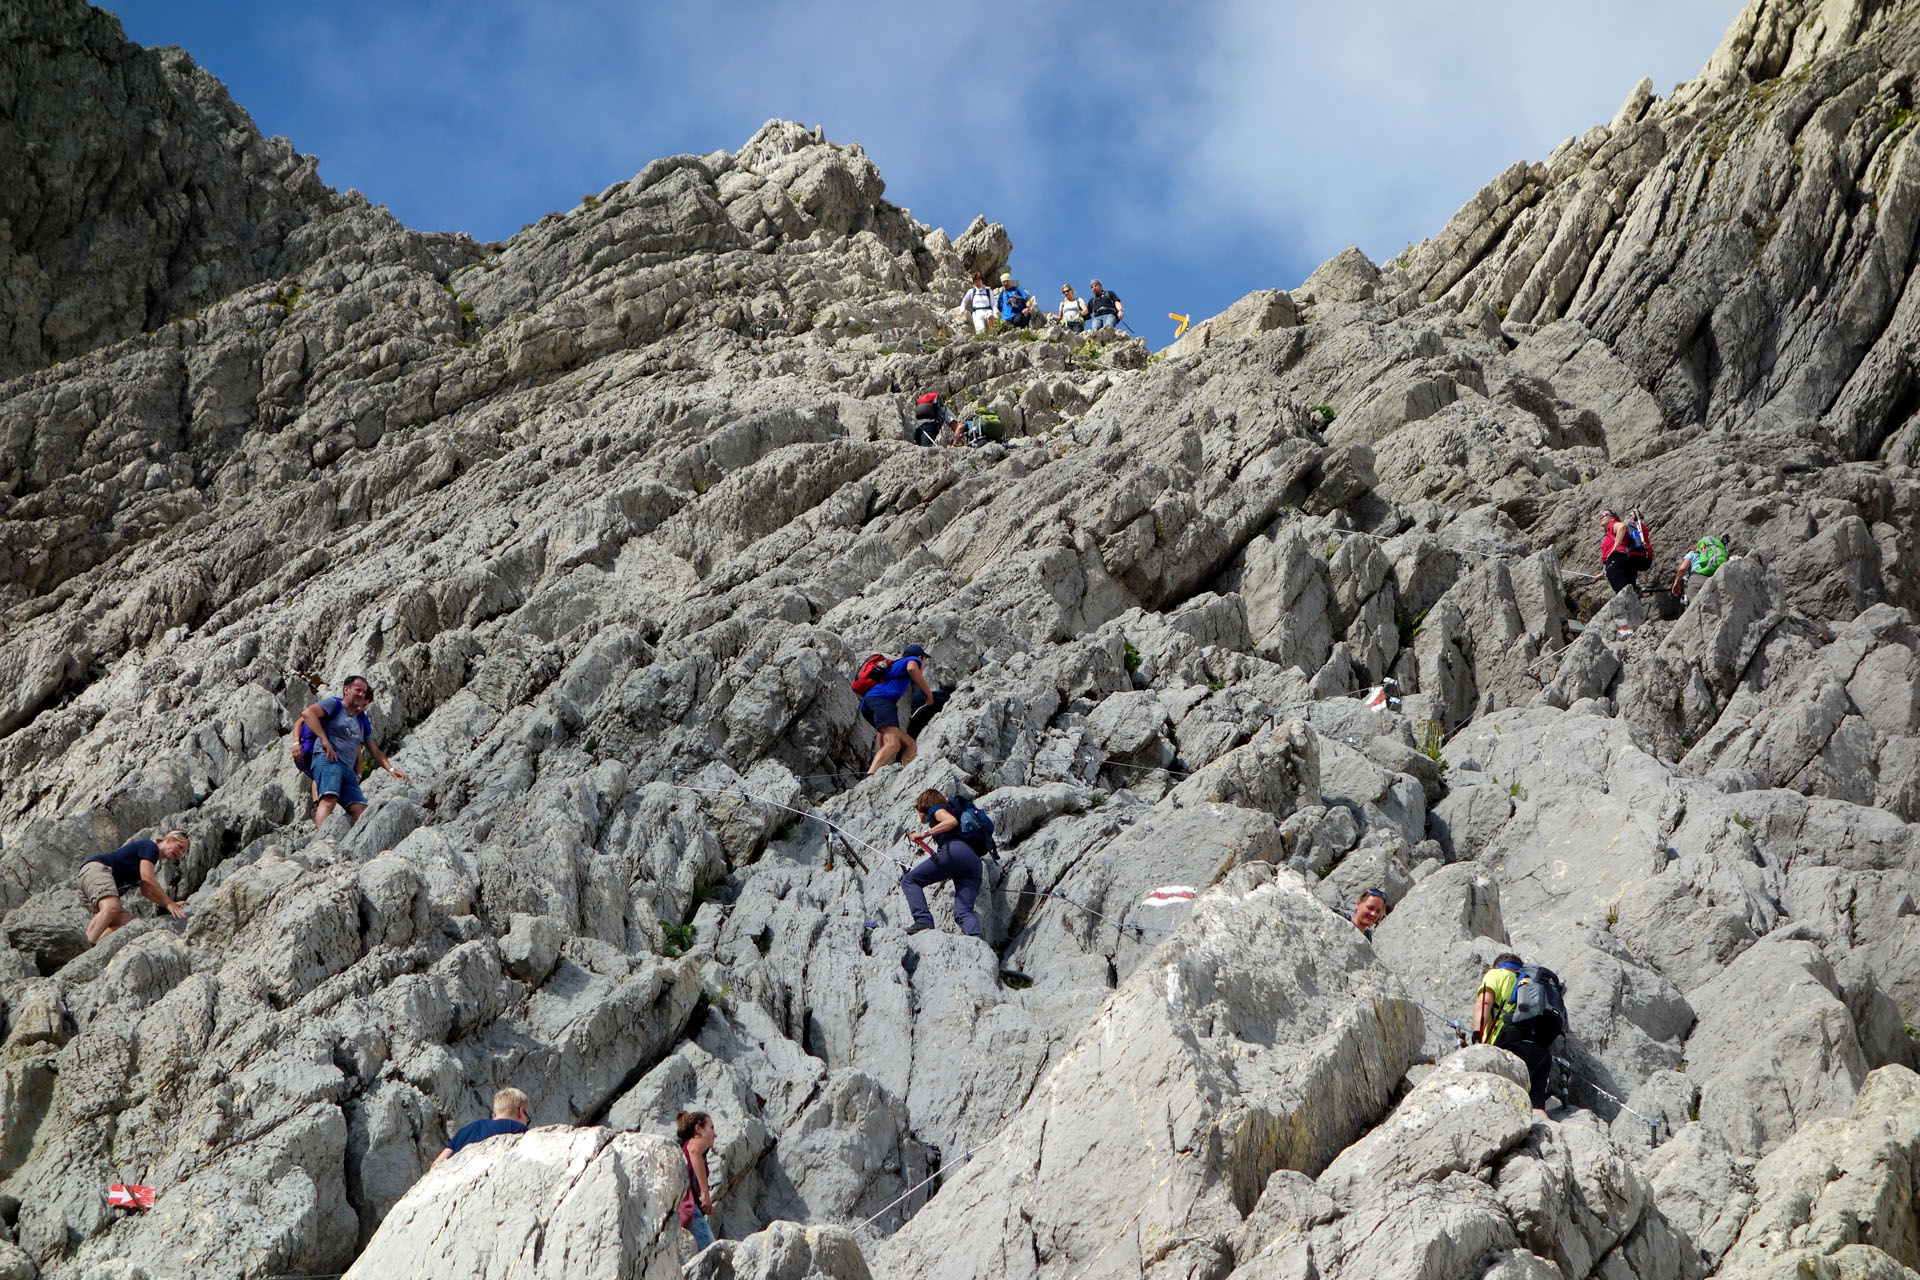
853, 645, 935, 774
1471, 952, 1567, 1110
1593, 508, 1652, 594
294, 675, 408, 831
911, 392, 952, 446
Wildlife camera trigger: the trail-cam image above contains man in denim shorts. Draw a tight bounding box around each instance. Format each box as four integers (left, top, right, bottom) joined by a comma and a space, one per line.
298, 675, 408, 830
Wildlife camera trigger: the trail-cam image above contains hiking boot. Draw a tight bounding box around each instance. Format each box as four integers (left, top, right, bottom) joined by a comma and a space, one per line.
904, 922, 934, 936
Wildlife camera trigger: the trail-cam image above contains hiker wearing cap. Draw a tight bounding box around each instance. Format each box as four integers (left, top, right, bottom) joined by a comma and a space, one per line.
1342, 887, 1387, 940
298, 675, 408, 831
959, 272, 997, 334
1057, 283, 1088, 332
900, 789, 985, 938
1593, 509, 1642, 594
79, 830, 189, 944
1472, 953, 1565, 1110
675, 1110, 719, 1252
431, 1087, 531, 1170
862, 646, 935, 774
997, 272, 1034, 329
1670, 533, 1730, 600
1086, 279, 1123, 331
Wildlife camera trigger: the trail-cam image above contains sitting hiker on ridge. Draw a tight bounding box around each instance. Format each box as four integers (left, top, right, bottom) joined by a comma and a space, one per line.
959, 272, 997, 334
297, 675, 408, 831
900, 789, 986, 939
859, 645, 934, 774
431, 1087, 531, 1169
1341, 887, 1387, 940
1085, 278, 1123, 331
1471, 952, 1567, 1111
997, 271, 1035, 329
78, 829, 189, 944
1670, 532, 1729, 600
1057, 283, 1088, 332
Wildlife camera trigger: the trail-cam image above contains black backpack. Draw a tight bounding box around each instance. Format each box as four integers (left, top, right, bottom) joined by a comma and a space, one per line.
1505, 965, 1566, 1040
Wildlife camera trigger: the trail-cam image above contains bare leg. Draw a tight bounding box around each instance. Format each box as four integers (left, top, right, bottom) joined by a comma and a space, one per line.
87, 897, 132, 944
346, 802, 367, 826
867, 728, 906, 774
898, 730, 919, 766
314, 797, 339, 830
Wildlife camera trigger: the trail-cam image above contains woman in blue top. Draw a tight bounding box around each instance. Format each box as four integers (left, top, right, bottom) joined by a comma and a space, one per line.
861, 646, 934, 775
900, 789, 985, 938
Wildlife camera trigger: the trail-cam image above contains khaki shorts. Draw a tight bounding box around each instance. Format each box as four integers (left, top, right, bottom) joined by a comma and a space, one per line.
77, 862, 122, 911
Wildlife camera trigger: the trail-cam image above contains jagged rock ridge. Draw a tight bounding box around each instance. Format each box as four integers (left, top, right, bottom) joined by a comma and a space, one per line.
3, 1, 1920, 1278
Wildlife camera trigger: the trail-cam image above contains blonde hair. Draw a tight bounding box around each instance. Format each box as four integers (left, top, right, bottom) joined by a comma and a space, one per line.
162, 830, 189, 847
493, 1087, 530, 1119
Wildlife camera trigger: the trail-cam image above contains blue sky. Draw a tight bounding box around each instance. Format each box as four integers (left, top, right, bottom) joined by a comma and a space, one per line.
111, 1, 1743, 347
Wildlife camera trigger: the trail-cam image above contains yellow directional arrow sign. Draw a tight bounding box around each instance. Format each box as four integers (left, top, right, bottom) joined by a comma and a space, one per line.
1170, 313, 1190, 338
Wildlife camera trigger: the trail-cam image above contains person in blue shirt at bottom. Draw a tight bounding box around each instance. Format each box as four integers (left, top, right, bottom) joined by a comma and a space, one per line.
431, 1087, 531, 1169
900, 789, 985, 939
861, 645, 935, 775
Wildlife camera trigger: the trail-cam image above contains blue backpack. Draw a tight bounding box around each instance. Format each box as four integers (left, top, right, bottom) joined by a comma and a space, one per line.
949, 793, 998, 856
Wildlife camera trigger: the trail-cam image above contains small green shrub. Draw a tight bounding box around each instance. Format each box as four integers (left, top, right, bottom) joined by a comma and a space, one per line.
1731, 813, 1754, 831
1396, 607, 1429, 648
1311, 404, 1336, 423
585, 735, 599, 753
1087, 792, 1107, 809
1000, 971, 1035, 990
1508, 780, 1527, 801
458, 299, 478, 328
659, 921, 696, 957
1208, 679, 1227, 693
1123, 641, 1141, 673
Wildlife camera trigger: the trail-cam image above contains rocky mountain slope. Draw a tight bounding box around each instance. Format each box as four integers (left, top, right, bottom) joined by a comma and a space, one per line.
3, 0, 1920, 1277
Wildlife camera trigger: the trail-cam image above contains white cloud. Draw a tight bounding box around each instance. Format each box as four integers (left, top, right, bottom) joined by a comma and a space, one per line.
1171, 1, 1742, 272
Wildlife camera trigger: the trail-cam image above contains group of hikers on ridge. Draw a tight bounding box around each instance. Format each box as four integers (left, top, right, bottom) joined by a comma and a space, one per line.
958, 270, 1123, 336
1594, 507, 1730, 604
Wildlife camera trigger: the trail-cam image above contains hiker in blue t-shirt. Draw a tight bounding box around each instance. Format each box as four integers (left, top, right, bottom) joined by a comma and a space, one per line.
430, 1087, 531, 1170
997, 272, 1034, 329
861, 645, 934, 775
78, 830, 189, 944
297, 675, 408, 831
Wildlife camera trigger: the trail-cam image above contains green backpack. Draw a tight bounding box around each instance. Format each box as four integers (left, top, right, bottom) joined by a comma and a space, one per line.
1693, 535, 1728, 577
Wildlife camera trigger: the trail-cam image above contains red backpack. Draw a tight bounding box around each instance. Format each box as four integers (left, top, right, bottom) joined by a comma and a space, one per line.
850, 654, 892, 696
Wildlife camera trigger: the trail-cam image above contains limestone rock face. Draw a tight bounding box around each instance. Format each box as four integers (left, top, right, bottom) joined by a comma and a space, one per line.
0, 0, 409, 381
6, 1, 1920, 1278
344, 1127, 685, 1280
874, 868, 1423, 1280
